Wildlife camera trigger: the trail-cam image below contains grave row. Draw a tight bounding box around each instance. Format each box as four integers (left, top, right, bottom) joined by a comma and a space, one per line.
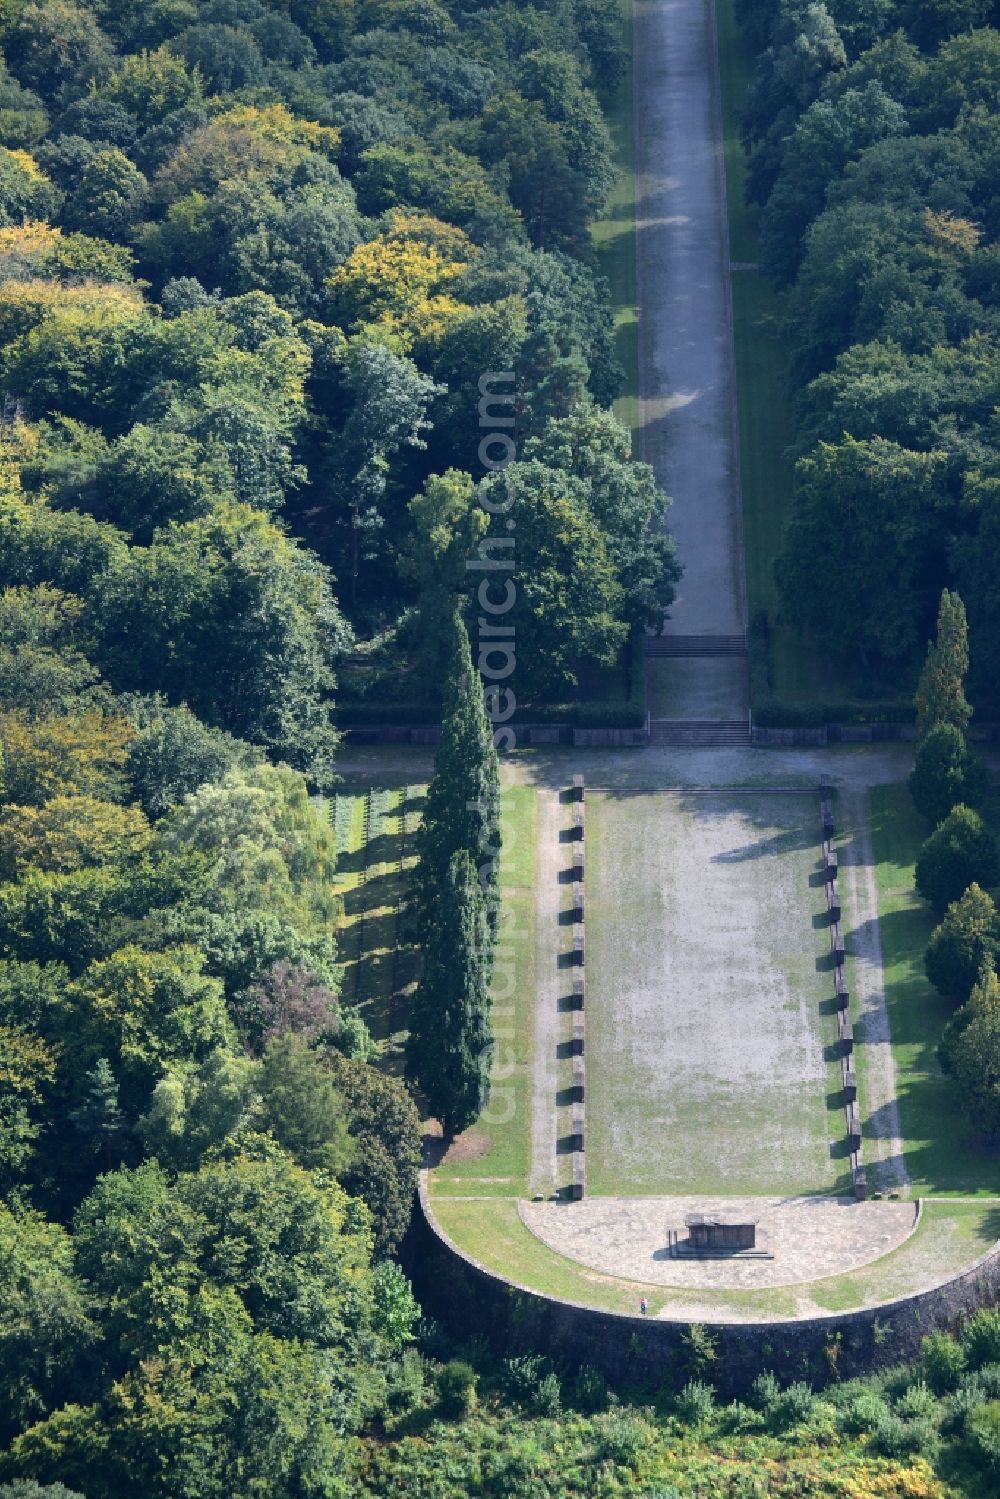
570, 776, 586, 1200
821, 787, 867, 1202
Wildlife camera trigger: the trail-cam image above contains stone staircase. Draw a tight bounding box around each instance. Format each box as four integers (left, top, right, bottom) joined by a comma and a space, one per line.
645, 634, 747, 657
648, 719, 751, 748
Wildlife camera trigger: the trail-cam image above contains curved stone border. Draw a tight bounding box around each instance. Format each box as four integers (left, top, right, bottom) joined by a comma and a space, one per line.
515, 1196, 921, 1291
412, 1181, 1000, 1392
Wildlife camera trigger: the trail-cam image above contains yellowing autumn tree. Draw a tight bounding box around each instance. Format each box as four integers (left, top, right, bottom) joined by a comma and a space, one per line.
327, 211, 474, 337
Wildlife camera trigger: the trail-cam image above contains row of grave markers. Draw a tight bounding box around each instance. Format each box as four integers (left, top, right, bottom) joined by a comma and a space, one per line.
821, 786, 867, 1201
569, 775, 586, 1200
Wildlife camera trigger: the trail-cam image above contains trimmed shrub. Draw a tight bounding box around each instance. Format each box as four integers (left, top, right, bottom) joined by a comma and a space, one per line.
915, 805, 999, 913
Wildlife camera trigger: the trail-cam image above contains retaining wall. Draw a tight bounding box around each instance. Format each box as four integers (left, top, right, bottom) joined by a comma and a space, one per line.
753, 722, 1000, 748
405, 1185, 1000, 1395
341, 724, 653, 748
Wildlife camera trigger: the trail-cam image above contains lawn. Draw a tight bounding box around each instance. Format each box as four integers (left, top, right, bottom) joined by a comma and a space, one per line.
591, 0, 639, 438
870, 783, 1000, 1195
428, 785, 538, 1199
330, 780, 424, 1063
430, 1196, 1000, 1321
583, 790, 847, 1196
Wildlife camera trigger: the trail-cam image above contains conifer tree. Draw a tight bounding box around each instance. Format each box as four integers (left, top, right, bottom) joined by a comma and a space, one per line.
413, 610, 501, 936
909, 721, 988, 826
915, 590, 972, 740
70, 1058, 127, 1170
406, 847, 494, 1136
940, 963, 1000, 1138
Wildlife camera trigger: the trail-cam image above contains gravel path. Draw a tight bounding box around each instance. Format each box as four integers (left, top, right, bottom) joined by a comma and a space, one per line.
333, 742, 927, 790
528, 789, 562, 1196
634, 0, 745, 638
585, 791, 839, 1196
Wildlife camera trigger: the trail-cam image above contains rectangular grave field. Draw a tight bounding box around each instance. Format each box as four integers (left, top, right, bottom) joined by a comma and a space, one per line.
584, 790, 845, 1196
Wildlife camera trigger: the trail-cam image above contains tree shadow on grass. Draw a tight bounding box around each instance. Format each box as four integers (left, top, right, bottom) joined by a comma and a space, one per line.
343, 869, 400, 919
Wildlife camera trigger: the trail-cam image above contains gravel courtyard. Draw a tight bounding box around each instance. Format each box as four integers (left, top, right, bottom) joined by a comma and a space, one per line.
584, 790, 844, 1196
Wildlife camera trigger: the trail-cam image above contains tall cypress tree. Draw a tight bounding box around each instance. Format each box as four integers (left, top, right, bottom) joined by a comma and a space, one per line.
413, 610, 501, 936
915, 590, 972, 740
406, 847, 494, 1136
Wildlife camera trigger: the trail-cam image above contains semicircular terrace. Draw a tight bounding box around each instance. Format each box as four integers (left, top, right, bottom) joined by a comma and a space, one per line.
518, 1195, 919, 1293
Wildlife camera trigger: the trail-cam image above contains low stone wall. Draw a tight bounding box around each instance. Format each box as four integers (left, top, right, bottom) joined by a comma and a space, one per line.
754, 721, 999, 748
341, 722, 654, 748
406, 1185, 1000, 1394
342, 723, 576, 747
752, 725, 829, 748
572, 726, 648, 747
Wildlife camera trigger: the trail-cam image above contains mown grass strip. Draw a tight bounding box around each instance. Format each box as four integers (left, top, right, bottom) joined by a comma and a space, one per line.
429, 785, 538, 1198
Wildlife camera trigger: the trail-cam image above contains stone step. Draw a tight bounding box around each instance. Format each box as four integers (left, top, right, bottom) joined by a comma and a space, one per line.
645, 634, 747, 657
648, 720, 752, 747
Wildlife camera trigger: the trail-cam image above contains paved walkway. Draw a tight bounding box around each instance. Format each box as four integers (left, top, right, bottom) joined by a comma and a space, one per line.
634, 0, 745, 639
520, 1195, 918, 1289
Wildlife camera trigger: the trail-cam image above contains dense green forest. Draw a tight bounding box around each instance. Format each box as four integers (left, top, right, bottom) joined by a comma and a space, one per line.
0, 0, 677, 1488
738, 0, 1000, 701
1, 0, 1000, 1493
